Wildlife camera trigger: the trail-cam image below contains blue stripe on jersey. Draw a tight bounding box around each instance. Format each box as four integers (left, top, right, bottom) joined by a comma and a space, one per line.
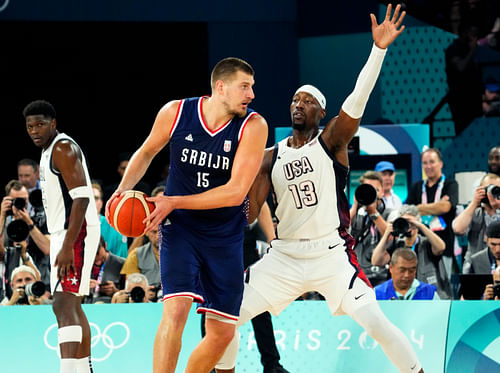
165, 96, 254, 237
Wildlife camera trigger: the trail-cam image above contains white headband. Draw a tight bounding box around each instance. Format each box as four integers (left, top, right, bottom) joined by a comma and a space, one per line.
295, 84, 326, 109
11, 265, 37, 282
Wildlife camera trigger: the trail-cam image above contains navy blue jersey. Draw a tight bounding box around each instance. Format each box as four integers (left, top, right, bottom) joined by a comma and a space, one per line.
165, 96, 256, 238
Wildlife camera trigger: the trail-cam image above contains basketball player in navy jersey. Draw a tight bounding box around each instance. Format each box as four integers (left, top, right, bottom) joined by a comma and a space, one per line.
216, 5, 424, 373
106, 58, 268, 373
25, 100, 100, 373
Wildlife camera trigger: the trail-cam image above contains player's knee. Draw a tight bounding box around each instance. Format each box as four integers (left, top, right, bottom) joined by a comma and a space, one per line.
213, 326, 235, 347
163, 299, 191, 329
206, 321, 236, 347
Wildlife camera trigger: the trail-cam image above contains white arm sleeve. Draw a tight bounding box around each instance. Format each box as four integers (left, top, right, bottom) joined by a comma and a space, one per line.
341, 43, 387, 119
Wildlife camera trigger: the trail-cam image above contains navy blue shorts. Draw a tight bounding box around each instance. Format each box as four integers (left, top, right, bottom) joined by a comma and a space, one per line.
160, 222, 244, 321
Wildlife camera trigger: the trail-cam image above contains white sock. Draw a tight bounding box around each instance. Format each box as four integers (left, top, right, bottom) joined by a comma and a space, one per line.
350, 303, 422, 372
75, 357, 93, 373
60, 358, 76, 373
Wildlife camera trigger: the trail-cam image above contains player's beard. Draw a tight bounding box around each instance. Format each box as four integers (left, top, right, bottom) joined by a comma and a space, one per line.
292, 121, 306, 131
223, 99, 246, 118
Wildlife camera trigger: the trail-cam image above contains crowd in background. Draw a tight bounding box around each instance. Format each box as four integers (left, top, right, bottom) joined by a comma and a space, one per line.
1, 145, 499, 307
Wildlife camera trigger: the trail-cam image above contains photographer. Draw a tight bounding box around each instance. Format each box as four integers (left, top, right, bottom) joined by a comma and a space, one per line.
111, 273, 149, 303
463, 220, 500, 275
1, 264, 47, 306
120, 225, 161, 302
349, 171, 391, 286
452, 173, 500, 262
0, 180, 50, 291
371, 204, 451, 299
483, 267, 500, 300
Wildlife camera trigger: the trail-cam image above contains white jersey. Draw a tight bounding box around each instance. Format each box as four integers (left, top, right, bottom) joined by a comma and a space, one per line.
39, 133, 99, 234
271, 134, 350, 240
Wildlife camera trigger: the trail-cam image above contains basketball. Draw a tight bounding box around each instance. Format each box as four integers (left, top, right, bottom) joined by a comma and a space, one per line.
108, 190, 155, 237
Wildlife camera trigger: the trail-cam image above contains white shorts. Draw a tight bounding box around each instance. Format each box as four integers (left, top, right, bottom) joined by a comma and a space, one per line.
50, 224, 100, 296
244, 234, 376, 318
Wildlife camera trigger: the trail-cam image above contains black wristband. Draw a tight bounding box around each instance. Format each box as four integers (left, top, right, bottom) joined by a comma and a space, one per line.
28, 224, 35, 231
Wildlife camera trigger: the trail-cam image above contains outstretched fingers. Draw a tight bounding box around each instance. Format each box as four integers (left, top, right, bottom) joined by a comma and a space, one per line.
390, 3, 401, 24
385, 3, 392, 21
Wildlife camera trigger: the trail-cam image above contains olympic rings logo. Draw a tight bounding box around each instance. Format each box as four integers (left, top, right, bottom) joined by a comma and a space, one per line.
44, 322, 130, 362
0, 0, 10, 13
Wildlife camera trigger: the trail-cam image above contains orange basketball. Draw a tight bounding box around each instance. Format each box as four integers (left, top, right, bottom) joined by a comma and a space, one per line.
108, 190, 155, 237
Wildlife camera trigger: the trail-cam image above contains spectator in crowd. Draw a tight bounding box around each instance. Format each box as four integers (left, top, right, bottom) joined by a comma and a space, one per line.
482, 78, 500, 117
372, 204, 450, 299
102, 152, 151, 204
445, 22, 483, 136
483, 266, 500, 300
463, 220, 500, 274
452, 173, 500, 262
375, 248, 440, 300
406, 148, 459, 279
17, 158, 40, 193
488, 146, 500, 176
92, 182, 128, 258
0, 238, 40, 301
120, 225, 160, 302
111, 272, 149, 303
0, 180, 50, 292
1, 265, 45, 306
86, 236, 125, 303
350, 171, 390, 286
375, 160, 402, 210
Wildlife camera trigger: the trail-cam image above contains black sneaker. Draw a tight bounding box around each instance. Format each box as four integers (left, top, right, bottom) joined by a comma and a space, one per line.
264, 365, 290, 373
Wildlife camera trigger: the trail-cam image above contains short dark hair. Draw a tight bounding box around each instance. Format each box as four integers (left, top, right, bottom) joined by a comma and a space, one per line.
359, 170, 383, 186
210, 57, 254, 89
17, 158, 39, 172
486, 220, 500, 239
391, 248, 417, 265
22, 100, 56, 120
5, 180, 25, 196
422, 147, 443, 161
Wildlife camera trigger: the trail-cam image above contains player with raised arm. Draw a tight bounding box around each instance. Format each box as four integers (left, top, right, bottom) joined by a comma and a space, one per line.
216, 5, 424, 373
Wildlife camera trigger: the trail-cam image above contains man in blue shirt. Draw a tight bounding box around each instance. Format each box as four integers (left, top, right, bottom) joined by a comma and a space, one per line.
375, 248, 439, 300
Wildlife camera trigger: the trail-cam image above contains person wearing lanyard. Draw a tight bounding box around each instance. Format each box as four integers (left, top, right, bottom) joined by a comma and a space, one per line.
86, 236, 124, 303
374, 248, 440, 300
406, 148, 459, 280
371, 204, 451, 299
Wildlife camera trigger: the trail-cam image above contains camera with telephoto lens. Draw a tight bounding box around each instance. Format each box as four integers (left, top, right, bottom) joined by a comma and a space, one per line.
493, 283, 500, 298
128, 286, 145, 303
6, 197, 26, 216
482, 184, 500, 206
16, 281, 46, 304
391, 217, 412, 237
354, 184, 378, 206
6, 219, 30, 242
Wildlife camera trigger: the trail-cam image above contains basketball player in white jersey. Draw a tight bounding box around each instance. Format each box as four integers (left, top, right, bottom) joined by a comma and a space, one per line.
216, 5, 424, 373
24, 100, 100, 373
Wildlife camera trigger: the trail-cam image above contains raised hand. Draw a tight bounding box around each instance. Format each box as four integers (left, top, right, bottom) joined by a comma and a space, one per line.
370, 3, 406, 49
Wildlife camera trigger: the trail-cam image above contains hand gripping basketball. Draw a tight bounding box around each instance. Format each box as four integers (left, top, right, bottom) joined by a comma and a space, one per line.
107, 190, 155, 237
